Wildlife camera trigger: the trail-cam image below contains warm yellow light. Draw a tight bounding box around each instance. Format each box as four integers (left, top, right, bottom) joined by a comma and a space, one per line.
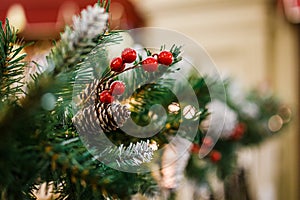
168, 102, 180, 114
6, 4, 27, 32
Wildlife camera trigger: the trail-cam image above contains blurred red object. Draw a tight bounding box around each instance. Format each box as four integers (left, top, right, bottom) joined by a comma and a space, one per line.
0, 0, 145, 40
279, 0, 300, 23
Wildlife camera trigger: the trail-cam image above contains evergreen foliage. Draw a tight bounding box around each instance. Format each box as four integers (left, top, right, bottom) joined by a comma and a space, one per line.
0, 1, 290, 199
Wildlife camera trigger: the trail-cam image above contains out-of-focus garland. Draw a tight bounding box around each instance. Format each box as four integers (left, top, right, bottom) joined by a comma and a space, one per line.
184, 76, 291, 196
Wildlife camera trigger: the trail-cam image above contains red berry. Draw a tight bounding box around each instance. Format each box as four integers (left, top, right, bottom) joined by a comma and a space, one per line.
110, 57, 125, 72
110, 81, 126, 95
231, 123, 246, 140
142, 57, 158, 72
210, 150, 222, 163
121, 48, 137, 63
190, 144, 200, 154
99, 90, 114, 103
202, 136, 213, 147
158, 51, 173, 66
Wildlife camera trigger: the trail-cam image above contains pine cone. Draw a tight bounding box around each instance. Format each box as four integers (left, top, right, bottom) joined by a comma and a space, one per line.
96, 78, 114, 95
74, 78, 130, 134
95, 102, 130, 132
77, 78, 114, 107
72, 104, 100, 134
73, 102, 130, 134
76, 79, 99, 107
111, 103, 131, 126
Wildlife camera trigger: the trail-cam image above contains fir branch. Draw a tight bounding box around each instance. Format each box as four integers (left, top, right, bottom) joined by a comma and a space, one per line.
98, 0, 111, 12
0, 3, 160, 199
40, 137, 158, 199
0, 19, 27, 101
46, 3, 110, 75
37, 3, 120, 128
170, 44, 183, 65
96, 140, 157, 168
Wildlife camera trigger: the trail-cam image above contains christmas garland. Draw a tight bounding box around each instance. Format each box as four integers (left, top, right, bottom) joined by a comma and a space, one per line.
0, 1, 291, 199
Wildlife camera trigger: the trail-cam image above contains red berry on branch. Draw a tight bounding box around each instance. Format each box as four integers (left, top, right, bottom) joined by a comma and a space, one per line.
202, 136, 213, 147
121, 48, 137, 63
231, 123, 246, 140
110, 81, 126, 95
110, 57, 125, 72
158, 51, 173, 66
210, 150, 222, 163
190, 144, 201, 154
99, 90, 114, 103
142, 57, 158, 72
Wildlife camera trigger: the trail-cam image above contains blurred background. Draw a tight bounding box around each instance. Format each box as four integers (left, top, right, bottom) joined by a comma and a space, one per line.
1, 0, 299, 199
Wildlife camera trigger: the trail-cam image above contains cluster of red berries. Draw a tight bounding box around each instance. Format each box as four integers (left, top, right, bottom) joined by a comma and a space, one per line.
99, 81, 126, 103
190, 136, 222, 163
142, 50, 173, 72
201, 136, 222, 163
190, 136, 213, 154
230, 123, 246, 140
101, 48, 174, 104
110, 48, 137, 72
110, 48, 174, 73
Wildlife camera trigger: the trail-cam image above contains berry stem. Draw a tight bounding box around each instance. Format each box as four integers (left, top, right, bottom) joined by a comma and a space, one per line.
103, 60, 144, 82
152, 53, 158, 59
